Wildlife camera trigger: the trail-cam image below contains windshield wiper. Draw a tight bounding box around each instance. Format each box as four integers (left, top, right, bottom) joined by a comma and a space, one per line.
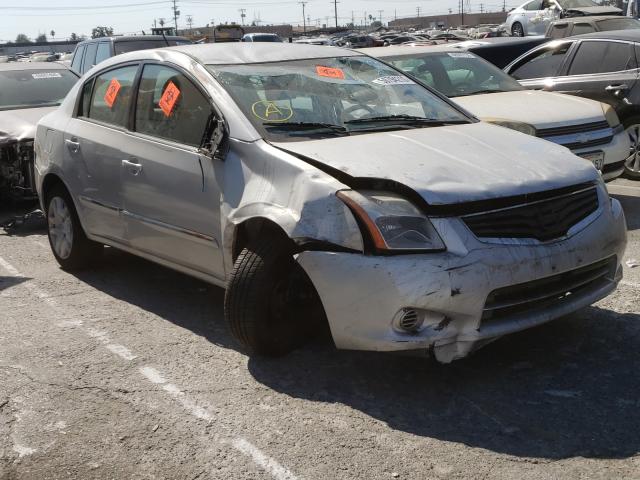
461, 89, 506, 96
344, 115, 469, 126
263, 122, 349, 135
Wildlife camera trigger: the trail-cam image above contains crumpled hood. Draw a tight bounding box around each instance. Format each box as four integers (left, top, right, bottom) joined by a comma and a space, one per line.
273, 122, 599, 206
454, 91, 605, 129
565, 5, 621, 15
0, 106, 58, 146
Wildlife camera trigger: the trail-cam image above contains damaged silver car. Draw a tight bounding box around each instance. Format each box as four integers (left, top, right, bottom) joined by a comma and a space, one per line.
34, 44, 627, 362
0, 62, 78, 202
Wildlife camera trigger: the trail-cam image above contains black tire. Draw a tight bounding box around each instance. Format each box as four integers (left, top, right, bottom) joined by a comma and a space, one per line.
622, 116, 640, 180
46, 184, 102, 270
511, 22, 524, 37
224, 236, 320, 356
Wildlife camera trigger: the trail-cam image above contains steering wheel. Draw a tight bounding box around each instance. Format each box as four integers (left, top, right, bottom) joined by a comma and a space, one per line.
343, 103, 377, 119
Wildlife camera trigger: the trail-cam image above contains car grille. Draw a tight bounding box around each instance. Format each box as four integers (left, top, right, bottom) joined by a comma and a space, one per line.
461, 186, 599, 241
481, 256, 616, 324
537, 121, 613, 151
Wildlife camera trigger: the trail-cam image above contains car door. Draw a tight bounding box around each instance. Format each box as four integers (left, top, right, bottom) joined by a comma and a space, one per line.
522, 0, 544, 34
64, 64, 139, 243
121, 63, 225, 280
551, 40, 640, 111
507, 40, 575, 89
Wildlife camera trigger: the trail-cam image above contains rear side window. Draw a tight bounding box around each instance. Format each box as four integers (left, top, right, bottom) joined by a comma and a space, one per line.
511, 43, 571, 80
568, 41, 636, 75
71, 45, 85, 73
95, 43, 111, 65
114, 40, 182, 54
88, 65, 138, 128
82, 42, 98, 74
134, 64, 213, 146
571, 23, 596, 36
548, 23, 569, 39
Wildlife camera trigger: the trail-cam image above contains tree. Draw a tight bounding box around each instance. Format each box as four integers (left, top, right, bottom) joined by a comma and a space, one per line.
69, 32, 80, 41
15, 33, 31, 43
35, 33, 48, 43
91, 26, 114, 38
50, 30, 56, 39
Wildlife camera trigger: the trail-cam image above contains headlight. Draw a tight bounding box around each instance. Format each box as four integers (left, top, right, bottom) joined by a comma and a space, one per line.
601, 103, 620, 128
483, 118, 537, 136
337, 190, 445, 253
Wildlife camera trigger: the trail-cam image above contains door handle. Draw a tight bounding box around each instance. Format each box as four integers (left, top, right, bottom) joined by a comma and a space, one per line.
605, 84, 628, 93
121, 159, 143, 175
65, 138, 80, 153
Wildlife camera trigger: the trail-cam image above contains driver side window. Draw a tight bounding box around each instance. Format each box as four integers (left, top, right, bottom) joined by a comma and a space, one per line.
511, 43, 572, 80
134, 64, 214, 147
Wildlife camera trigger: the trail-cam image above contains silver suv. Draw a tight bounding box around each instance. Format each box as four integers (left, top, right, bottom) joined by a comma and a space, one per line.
34, 44, 626, 362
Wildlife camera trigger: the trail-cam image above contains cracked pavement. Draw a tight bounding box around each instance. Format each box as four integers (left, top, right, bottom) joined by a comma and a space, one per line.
0, 179, 639, 479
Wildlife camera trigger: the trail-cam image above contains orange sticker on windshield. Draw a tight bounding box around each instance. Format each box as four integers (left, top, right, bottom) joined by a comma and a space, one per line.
316, 66, 345, 79
159, 81, 181, 117
104, 78, 121, 108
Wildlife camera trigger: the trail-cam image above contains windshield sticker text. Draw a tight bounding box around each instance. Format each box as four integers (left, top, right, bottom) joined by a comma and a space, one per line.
447, 52, 475, 58
31, 72, 62, 79
372, 76, 415, 86
159, 81, 181, 117
316, 66, 345, 79
104, 78, 121, 109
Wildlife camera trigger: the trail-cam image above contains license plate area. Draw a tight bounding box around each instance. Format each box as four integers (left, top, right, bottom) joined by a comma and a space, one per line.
579, 151, 605, 171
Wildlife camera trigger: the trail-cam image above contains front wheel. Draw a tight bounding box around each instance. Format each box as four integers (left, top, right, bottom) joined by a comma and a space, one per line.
623, 117, 640, 179
511, 22, 524, 37
46, 185, 102, 270
224, 237, 322, 356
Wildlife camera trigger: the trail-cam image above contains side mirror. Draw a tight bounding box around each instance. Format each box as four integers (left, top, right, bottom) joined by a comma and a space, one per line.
199, 114, 227, 160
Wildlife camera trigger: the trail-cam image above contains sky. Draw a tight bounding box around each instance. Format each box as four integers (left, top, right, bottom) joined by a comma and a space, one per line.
1, 0, 519, 42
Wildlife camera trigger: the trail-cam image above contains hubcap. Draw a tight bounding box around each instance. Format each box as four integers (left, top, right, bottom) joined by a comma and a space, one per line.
48, 197, 73, 259
625, 123, 640, 174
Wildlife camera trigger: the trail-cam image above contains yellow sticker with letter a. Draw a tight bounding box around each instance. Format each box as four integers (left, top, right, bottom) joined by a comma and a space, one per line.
251, 100, 293, 122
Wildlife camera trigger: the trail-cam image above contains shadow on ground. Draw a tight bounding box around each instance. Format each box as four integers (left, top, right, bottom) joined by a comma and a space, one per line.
70, 249, 640, 461
611, 193, 640, 231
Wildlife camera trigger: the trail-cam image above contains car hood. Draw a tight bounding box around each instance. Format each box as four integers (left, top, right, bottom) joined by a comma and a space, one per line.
564, 5, 621, 15
273, 122, 598, 206
453, 91, 605, 129
0, 106, 58, 146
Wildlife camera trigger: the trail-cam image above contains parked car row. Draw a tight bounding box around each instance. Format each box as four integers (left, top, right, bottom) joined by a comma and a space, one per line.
30, 43, 626, 363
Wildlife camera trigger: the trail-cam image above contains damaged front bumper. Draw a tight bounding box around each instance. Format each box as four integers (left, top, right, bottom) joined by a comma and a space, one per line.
297, 193, 627, 363
0, 140, 37, 201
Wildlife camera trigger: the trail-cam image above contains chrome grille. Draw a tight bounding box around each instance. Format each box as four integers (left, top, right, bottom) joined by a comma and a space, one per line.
537, 121, 613, 151
536, 121, 609, 137
462, 186, 598, 241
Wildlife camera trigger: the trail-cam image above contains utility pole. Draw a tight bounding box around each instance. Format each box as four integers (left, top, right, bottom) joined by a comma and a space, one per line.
172, 0, 179, 31
395, 9, 397, 20
480, 3, 484, 13
378, 10, 383, 25
351, 10, 355, 26
416, 6, 421, 17
502, 0, 506, 11
239, 8, 246, 25
460, 0, 464, 25
186, 15, 193, 30
333, 0, 339, 28
299, 1, 308, 33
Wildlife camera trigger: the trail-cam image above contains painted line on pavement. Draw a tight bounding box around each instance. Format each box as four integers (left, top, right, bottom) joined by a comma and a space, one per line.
0, 254, 300, 480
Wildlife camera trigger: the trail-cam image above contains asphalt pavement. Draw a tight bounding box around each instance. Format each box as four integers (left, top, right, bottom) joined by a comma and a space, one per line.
0, 178, 639, 480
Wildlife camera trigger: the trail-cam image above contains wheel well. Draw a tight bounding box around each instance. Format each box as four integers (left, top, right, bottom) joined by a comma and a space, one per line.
232, 218, 295, 261
41, 174, 67, 212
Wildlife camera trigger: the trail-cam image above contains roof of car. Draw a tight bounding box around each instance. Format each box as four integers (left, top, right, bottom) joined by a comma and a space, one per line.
0, 61, 70, 72
167, 43, 360, 64
360, 44, 465, 57
78, 35, 188, 44
569, 28, 640, 41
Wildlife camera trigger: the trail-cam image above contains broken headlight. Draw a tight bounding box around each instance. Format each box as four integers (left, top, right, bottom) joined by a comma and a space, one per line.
483, 118, 537, 137
337, 190, 445, 253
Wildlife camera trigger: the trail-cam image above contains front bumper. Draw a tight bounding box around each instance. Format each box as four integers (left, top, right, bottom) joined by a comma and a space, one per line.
297, 190, 627, 363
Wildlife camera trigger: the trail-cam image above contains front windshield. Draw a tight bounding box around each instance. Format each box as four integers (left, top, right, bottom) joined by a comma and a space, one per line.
0, 69, 77, 110
556, 0, 598, 8
384, 52, 524, 98
208, 56, 470, 142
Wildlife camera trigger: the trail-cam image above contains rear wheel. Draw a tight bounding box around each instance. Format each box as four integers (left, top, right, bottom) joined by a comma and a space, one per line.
46, 185, 102, 270
623, 117, 640, 179
511, 22, 524, 37
224, 235, 323, 356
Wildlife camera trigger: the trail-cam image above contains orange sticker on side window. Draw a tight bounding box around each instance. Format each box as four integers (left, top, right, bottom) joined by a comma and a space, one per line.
104, 78, 121, 108
316, 66, 345, 79
159, 81, 181, 117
